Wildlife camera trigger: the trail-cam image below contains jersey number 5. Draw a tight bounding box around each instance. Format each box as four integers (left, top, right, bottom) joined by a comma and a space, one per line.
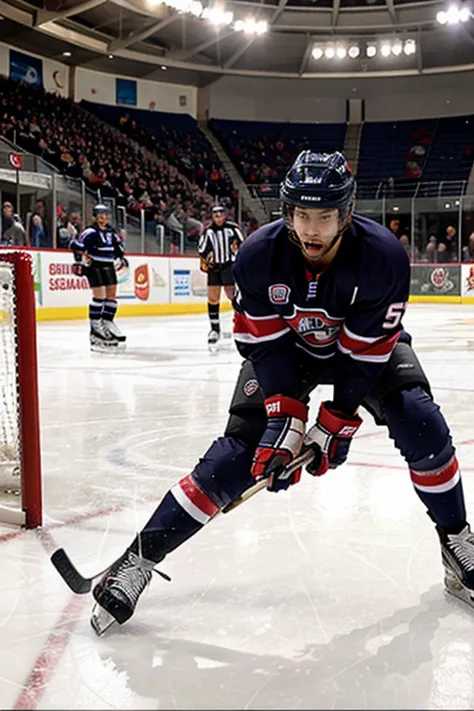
382, 302, 406, 329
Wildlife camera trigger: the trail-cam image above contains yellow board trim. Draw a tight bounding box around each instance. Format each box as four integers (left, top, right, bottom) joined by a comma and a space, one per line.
409, 295, 462, 304
36, 301, 233, 321
461, 296, 474, 305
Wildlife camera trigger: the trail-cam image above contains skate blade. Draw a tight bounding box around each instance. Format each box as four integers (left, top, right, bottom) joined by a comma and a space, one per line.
208, 343, 219, 354
90, 603, 118, 636
444, 571, 474, 609
90, 340, 122, 353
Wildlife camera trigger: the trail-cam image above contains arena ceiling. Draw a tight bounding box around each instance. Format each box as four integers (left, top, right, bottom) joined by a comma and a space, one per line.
0, 0, 473, 84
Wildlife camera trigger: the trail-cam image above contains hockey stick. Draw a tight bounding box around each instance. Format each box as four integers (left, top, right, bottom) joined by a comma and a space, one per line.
50, 448, 315, 594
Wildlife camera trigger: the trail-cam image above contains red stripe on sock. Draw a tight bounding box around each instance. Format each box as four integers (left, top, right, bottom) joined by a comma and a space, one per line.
410, 457, 459, 488
179, 475, 219, 517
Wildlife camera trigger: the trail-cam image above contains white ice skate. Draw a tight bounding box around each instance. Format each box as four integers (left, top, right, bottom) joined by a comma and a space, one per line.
438, 523, 474, 609
90, 320, 119, 352
102, 319, 126, 343
208, 329, 221, 353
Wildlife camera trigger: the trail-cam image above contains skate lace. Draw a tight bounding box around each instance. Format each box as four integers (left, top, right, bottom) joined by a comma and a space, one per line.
109, 552, 171, 605
447, 527, 474, 571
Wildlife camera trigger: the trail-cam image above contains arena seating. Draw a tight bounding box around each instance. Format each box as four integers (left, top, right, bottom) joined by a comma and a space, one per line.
210, 118, 346, 184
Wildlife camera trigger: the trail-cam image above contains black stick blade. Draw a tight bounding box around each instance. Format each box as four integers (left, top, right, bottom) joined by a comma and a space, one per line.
51, 548, 93, 594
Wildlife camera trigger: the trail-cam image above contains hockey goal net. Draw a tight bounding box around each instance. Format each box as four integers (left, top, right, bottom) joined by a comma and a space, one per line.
0, 251, 42, 528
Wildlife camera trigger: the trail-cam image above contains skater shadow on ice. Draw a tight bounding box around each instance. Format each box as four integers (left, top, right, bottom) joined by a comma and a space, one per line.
91, 585, 474, 709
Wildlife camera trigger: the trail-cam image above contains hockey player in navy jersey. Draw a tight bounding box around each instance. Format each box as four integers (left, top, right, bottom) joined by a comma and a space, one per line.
89, 151, 474, 635
70, 204, 128, 349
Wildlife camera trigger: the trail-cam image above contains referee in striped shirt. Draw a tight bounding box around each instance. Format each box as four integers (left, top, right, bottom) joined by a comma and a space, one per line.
198, 205, 244, 346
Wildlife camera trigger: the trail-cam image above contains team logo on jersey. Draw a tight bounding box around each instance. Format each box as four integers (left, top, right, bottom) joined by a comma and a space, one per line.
286, 307, 343, 347
243, 378, 259, 397
269, 284, 290, 305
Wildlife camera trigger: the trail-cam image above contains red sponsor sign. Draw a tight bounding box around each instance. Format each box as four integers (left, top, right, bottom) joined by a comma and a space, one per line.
9, 153, 23, 170
134, 264, 150, 301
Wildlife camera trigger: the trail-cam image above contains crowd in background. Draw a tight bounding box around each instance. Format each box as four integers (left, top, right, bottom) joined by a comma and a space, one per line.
388, 217, 474, 262
0, 75, 238, 244
1, 73, 474, 261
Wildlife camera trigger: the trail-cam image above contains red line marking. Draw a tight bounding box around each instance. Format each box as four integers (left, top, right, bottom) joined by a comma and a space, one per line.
12, 594, 87, 710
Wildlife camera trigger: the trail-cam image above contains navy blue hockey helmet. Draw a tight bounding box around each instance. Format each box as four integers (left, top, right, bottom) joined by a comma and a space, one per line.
280, 151, 355, 217
93, 203, 111, 217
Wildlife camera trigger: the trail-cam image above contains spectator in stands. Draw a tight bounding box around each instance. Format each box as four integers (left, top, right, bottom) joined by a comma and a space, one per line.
29, 200, 49, 247
462, 233, 474, 262
30, 214, 45, 248
389, 219, 401, 238
437, 242, 448, 261
440, 225, 458, 262
421, 239, 437, 263
1, 201, 27, 246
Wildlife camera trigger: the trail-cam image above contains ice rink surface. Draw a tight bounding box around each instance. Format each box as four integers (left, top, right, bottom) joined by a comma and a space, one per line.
3, 303, 474, 710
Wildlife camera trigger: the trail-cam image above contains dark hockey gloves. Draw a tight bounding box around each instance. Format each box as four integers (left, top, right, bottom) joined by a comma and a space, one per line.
304, 402, 362, 477
252, 395, 308, 492
116, 256, 129, 270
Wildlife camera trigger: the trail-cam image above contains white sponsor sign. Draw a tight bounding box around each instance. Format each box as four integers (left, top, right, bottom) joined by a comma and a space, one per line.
33, 250, 202, 309
169, 257, 207, 303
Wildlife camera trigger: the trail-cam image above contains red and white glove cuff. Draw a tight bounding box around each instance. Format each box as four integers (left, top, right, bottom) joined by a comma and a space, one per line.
264, 395, 308, 422
317, 401, 362, 438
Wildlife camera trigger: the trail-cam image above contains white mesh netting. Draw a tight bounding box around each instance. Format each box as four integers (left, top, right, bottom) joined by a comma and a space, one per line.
0, 262, 21, 494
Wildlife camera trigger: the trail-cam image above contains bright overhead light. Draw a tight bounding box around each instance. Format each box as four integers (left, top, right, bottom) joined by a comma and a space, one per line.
233, 17, 267, 34
108, 54, 114, 59
348, 44, 360, 58
366, 43, 377, 57
325, 46, 336, 59
160, 65, 167, 70
202, 6, 233, 24
336, 45, 347, 59
381, 43, 391, 57
444, 202, 451, 209
189, 0, 203, 16
62, 51, 72, 57
312, 46, 323, 60
440, 4, 469, 23
403, 39, 416, 55
392, 206, 400, 212
391, 41, 403, 55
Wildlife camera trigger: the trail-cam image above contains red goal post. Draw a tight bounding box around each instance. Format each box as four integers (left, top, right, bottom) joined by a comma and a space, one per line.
0, 251, 42, 528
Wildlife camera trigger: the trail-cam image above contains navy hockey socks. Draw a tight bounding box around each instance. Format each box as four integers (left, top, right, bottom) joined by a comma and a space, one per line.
208, 302, 220, 332
131, 474, 219, 562
89, 298, 104, 323
102, 299, 118, 321
383, 387, 467, 533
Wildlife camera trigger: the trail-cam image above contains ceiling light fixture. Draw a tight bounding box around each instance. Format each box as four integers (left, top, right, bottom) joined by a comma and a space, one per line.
348, 45, 360, 58
366, 43, 377, 57
312, 46, 323, 60
391, 41, 403, 56
325, 46, 336, 59
437, 4, 470, 23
